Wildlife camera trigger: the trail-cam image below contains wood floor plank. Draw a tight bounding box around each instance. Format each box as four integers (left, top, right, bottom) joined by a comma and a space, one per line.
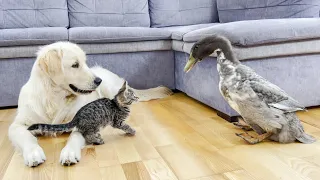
79, 146, 99, 164
270, 149, 320, 180
164, 130, 241, 174
132, 128, 161, 160
114, 142, 141, 164
148, 103, 196, 136
304, 154, 320, 167
29, 164, 54, 180
298, 112, 320, 129
95, 143, 121, 168
167, 129, 219, 153
0, 110, 9, 122
53, 158, 102, 180
137, 123, 175, 147
306, 108, 320, 119
198, 149, 242, 174
38, 137, 57, 164
0, 137, 15, 180
262, 142, 320, 159
157, 144, 214, 180
2, 153, 25, 180
143, 158, 178, 180
160, 93, 217, 118
220, 145, 309, 180
0, 122, 10, 148
285, 157, 320, 180
190, 175, 228, 180
159, 100, 216, 127
0, 109, 16, 122
100, 165, 127, 180
2, 152, 54, 180
122, 161, 151, 180
223, 170, 257, 180
301, 122, 320, 134
192, 125, 236, 149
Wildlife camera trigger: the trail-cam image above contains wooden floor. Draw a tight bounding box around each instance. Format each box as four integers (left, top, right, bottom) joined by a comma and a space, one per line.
1, 93, 320, 180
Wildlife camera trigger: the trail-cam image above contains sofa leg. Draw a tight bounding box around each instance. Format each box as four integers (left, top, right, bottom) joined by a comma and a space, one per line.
217, 111, 238, 123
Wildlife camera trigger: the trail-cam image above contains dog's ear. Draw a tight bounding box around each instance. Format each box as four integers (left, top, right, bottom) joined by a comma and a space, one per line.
38, 49, 63, 76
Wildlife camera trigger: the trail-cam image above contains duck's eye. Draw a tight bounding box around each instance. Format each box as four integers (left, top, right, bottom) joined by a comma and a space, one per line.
72, 62, 79, 68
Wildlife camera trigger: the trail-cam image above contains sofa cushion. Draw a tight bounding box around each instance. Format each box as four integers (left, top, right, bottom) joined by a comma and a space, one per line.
69, 27, 172, 43
68, 0, 150, 27
183, 18, 320, 46
149, 0, 219, 28
0, 41, 172, 59
160, 23, 218, 40
0, 27, 68, 47
217, 0, 320, 23
0, 0, 68, 29
178, 39, 320, 61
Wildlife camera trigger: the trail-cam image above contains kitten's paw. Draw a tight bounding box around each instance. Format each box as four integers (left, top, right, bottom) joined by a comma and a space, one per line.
126, 129, 136, 136
23, 145, 46, 167
93, 138, 105, 145
59, 145, 81, 166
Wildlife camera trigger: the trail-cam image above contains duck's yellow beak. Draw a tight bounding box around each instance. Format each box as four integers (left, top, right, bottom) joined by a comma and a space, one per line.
184, 54, 198, 73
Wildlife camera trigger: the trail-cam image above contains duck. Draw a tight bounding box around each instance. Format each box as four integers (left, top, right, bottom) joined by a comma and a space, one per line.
184, 35, 316, 144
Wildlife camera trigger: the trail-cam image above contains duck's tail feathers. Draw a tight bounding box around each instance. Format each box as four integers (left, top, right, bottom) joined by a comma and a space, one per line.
285, 112, 316, 144
296, 133, 316, 144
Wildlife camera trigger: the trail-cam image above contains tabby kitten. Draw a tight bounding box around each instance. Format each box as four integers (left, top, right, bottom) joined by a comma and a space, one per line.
28, 81, 138, 145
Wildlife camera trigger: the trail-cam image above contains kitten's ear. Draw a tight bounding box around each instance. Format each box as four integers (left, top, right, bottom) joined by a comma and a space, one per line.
118, 80, 127, 93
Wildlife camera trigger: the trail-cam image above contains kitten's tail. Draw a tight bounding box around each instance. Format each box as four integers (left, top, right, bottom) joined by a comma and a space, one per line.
27, 118, 78, 136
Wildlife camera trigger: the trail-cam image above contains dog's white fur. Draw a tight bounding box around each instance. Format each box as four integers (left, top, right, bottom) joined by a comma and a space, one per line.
8, 42, 172, 167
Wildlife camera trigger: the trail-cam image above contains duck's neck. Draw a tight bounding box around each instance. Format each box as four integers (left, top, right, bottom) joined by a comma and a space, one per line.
206, 37, 239, 64
216, 51, 238, 77
219, 47, 237, 64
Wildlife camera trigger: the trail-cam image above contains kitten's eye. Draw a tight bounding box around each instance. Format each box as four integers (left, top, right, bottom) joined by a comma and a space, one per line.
72, 62, 79, 68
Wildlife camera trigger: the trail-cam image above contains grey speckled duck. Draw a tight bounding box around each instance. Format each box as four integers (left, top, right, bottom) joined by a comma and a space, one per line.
184, 35, 316, 144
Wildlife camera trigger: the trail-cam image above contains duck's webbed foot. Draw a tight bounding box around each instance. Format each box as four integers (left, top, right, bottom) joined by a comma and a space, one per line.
233, 117, 253, 131
235, 132, 273, 144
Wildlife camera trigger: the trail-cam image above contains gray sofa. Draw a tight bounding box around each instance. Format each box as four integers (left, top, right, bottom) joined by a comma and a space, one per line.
1, 0, 320, 121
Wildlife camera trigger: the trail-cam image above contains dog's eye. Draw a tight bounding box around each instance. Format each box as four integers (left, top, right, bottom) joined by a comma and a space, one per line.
71, 62, 79, 68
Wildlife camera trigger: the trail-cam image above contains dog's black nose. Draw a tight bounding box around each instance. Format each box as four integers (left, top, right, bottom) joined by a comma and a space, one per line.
94, 77, 102, 86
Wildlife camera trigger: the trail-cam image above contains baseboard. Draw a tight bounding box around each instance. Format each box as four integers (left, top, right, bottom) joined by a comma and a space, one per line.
0, 105, 18, 110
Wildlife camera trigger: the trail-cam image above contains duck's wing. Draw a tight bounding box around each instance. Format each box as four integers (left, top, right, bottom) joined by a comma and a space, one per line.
237, 65, 305, 113
250, 81, 305, 112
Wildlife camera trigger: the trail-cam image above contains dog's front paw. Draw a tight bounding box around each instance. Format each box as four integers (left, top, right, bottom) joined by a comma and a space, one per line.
23, 145, 46, 167
59, 145, 81, 166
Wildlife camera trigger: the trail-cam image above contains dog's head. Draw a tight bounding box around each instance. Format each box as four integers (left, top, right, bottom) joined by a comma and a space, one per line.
37, 42, 102, 95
